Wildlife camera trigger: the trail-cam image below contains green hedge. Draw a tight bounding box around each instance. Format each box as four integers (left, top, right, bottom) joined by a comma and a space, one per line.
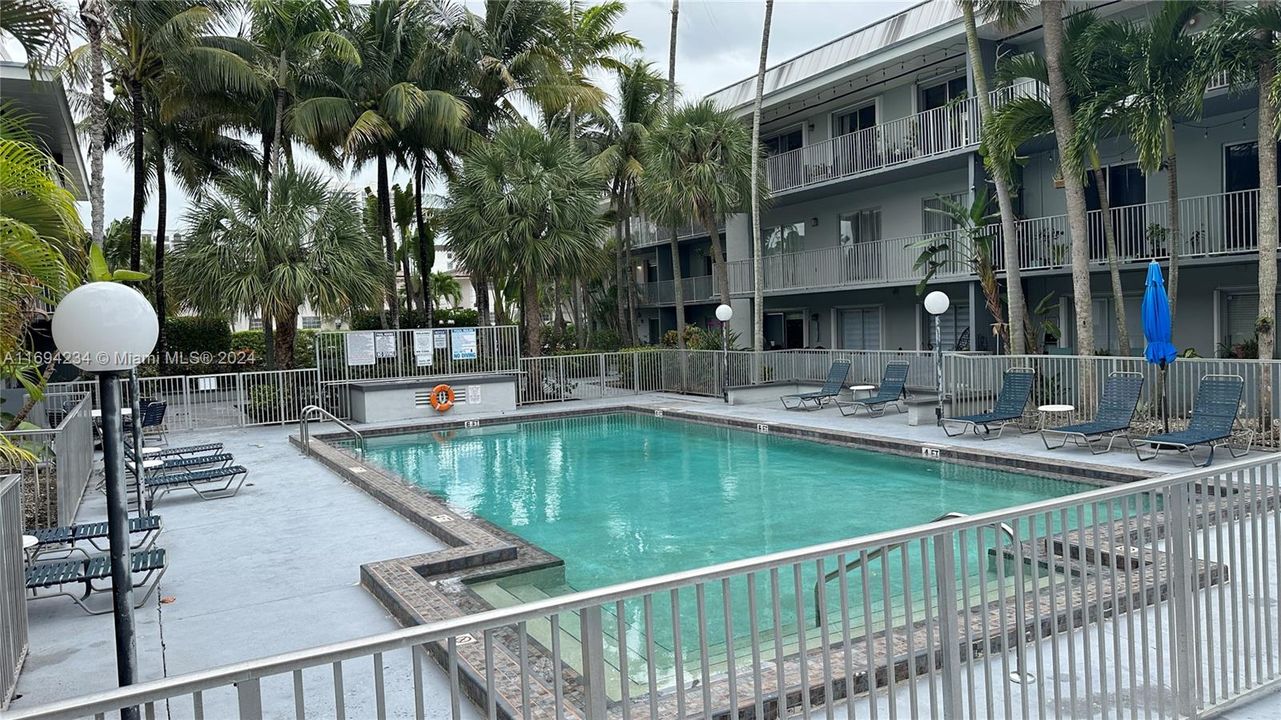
166, 316, 230, 354
350, 307, 481, 330
230, 329, 317, 369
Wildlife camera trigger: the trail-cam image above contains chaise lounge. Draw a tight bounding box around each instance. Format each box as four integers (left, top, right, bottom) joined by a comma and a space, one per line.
1132, 374, 1251, 467
780, 359, 851, 410
1041, 371, 1144, 454
146, 464, 249, 502
27, 515, 163, 557
835, 362, 910, 417
26, 548, 168, 614
942, 367, 1036, 440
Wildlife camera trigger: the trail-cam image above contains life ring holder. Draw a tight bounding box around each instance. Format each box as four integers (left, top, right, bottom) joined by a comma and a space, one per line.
429, 384, 455, 412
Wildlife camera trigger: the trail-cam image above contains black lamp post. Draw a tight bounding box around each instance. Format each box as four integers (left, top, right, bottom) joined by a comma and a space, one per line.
52, 281, 158, 720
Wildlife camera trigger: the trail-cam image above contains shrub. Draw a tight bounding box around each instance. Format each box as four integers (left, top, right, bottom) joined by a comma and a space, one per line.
660, 325, 740, 351
165, 316, 231, 354
229, 329, 317, 368
350, 307, 482, 330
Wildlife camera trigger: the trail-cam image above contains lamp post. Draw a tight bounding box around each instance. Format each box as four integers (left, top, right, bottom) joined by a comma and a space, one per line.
715, 303, 733, 401
924, 291, 950, 426
52, 282, 158, 720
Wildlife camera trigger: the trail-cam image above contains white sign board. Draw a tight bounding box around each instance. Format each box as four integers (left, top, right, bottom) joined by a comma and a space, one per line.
412, 330, 434, 367
374, 331, 397, 358
450, 328, 478, 360
345, 332, 375, 366
433, 330, 448, 349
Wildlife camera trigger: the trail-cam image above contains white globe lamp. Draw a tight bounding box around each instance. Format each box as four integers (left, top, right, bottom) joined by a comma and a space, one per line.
51, 281, 157, 707
714, 304, 734, 402
52, 282, 158, 371
715, 303, 733, 322
924, 290, 950, 317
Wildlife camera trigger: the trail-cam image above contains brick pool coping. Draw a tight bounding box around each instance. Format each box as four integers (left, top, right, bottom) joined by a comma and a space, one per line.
292, 402, 1166, 719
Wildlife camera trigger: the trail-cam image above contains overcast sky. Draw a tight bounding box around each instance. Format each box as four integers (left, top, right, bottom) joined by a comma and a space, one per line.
5, 0, 915, 231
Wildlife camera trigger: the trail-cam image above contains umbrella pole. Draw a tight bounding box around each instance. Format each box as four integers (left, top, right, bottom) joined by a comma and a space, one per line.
1161, 363, 1169, 434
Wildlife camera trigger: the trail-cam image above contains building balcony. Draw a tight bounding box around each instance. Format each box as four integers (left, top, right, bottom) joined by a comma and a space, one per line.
765, 80, 1047, 195
728, 186, 1272, 295
629, 217, 725, 249
635, 275, 718, 306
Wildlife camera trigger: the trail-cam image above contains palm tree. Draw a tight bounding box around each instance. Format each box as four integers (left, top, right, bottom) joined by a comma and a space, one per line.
913, 192, 1008, 346
990, 11, 1133, 354
595, 59, 667, 346
1095, 1, 1206, 324
245, 0, 360, 186
2, 0, 66, 65
960, 0, 1032, 354
392, 181, 422, 316
171, 167, 385, 367
561, 0, 640, 141
1041, 0, 1095, 363
749, 0, 774, 355
444, 124, 607, 356
666, 0, 685, 350
430, 271, 463, 308
292, 0, 468, 330
75, 0, 259, 272
641, 100, 765, 305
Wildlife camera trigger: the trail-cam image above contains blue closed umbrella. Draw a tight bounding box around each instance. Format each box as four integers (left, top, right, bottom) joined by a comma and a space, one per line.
1142, 261, 1176, 431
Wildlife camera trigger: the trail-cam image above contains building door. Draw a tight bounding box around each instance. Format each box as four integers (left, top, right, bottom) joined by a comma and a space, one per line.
923, 302, 969, 350
1085, 163, 1146, 258
839, 209, 882, 281
841, 308, 881, 350
1222, 292, 1281, 357
1224, 142, 1281, 252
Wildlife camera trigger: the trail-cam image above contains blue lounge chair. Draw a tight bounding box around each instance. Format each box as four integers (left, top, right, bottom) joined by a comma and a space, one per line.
942, 367, 1036, 440
27, 515, 162, 557
1042, 371, 1144, 454
1133, 374, 1251, 467
836, 362, 910, 417
146, 464, 249, 502
26, 548, 167, 614
780, 359, 851, 410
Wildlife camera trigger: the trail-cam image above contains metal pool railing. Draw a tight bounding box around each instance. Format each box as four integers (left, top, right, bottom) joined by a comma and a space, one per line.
0, 392, 94, 529
0, 473, 28, 710
7, 452, 1279, 720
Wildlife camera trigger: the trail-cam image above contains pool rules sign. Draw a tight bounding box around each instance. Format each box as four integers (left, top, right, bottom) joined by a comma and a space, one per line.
412, 330, 434, 367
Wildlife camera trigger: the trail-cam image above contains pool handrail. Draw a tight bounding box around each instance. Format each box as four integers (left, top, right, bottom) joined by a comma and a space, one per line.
298, 405, 364, 456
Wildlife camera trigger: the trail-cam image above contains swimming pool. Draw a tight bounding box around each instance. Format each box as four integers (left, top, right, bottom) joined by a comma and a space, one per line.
358, 412, 1097, 692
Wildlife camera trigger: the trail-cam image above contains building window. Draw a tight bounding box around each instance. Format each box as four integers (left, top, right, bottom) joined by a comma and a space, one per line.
839, 209, 881, 246
302, 316, 322, 329
1091, 296, 1143, 355
923, 302, 969, 350
763, 127, 803, 156
763, 222, 805, 255
1222, 292, 1280, 358
922, 192, 967, 235
920, 76, 968, 111
840, 307, 881, 350
833, 103, 876, 137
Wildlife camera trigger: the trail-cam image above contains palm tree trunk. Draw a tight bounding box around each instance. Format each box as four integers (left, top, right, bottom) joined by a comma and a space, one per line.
553, 278, 567, 334
1042, 0, 1095, 372
523, 273, 543, 356
704, 208, 731, 304
127, 78, 146, 273
399, 235, 417, 318
474, 275, 491, 326
614, 216, 627, 336
623, 207, 639, 345
261, 307, 276, 370
270, 51, 287, 177
750, 0, 773, 359
962, 0, 1028, 355
81, 0, 106, 247
154, 149, 168, 374
376, 154, 400, 329
1164, 120, 1180, 324
667, 0, 686, 354
273, 306, 298, 370
261, 133, 273, 193
1090, 157, 1131, 355
1258, 12, 1278, 439
414, 160, 434, 327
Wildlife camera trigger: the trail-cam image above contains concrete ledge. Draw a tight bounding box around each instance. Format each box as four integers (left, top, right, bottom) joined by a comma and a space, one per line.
726, 382, 822, 405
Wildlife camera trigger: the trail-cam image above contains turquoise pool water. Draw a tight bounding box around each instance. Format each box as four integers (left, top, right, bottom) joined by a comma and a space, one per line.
359, 412, 1096, 595
359, 413, 1107, 691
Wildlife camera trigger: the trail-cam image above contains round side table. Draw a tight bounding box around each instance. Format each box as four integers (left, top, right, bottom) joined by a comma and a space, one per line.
1037, 404, 1075, 430
849, 384, 876, 401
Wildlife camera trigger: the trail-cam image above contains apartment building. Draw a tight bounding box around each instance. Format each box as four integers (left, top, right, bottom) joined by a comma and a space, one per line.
631, 0, 1274, 358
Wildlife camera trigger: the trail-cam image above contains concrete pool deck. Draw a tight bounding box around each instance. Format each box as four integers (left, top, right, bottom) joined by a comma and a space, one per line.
9, 393, 1280, 719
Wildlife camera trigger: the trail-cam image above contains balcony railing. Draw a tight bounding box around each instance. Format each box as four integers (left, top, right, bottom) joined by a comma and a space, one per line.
628, 217, 725, 248
635, 274, 718, 306
766, 80, 1047, 194
728, 186, 1273, 295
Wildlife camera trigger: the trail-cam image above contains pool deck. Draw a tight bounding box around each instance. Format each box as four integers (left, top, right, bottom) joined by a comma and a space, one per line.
9, 393, 1281, 719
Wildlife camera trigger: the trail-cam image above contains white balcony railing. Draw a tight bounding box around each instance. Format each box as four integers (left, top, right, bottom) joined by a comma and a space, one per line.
628, 217, 725, 248
728, 186, 1273, 295
635, 274, 718, 306
765, 80, 1048, 194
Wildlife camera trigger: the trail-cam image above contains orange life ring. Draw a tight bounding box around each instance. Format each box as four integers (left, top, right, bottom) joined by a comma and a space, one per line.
429, 384, 455, 412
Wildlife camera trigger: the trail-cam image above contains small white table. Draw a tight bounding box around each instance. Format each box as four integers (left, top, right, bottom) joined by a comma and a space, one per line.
849, 384, 877, 401
22, 534, 38, 563
1037, 404, 1075, 430
89, 407, 132, 420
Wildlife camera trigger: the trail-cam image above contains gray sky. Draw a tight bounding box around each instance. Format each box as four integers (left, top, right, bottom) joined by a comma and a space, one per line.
5, 0, 914, 231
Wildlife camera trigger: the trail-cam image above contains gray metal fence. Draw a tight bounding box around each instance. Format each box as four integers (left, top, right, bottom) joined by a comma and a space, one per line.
0, 474, 28, 711
6, 452, 1278, 720
0, 393, 94, 529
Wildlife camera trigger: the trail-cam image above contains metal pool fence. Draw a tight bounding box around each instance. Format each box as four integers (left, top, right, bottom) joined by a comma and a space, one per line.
7, 452, 1279, 720
0, 474, 27, 711
0, 393, 94, 529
